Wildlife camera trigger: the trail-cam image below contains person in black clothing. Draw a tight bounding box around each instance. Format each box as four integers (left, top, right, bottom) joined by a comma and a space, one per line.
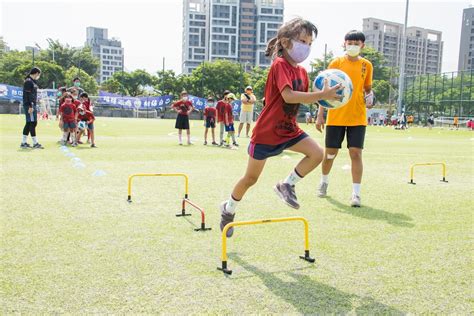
21, 67, 44, 149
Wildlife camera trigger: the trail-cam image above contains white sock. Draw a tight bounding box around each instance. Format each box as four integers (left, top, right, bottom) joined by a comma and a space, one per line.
283, 169, 303, 186
22, 135, 27, 143
225, 195, 239, 214
178, 134, 182, 143
353, 183, 361, 196
321, 174, 329, 184
62, 132, 68, 141
32, 136, 38, 145
231, 134, 236, 143
187, 134, 191, 143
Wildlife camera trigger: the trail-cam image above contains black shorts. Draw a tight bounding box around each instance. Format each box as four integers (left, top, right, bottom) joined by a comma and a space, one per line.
206, 117, 216, 128
325, 125, 366, 149
248, 133, 308, 160
175, 114, 190, 130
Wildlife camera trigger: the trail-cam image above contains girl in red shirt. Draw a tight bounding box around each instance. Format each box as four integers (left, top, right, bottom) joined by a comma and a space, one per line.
172, 91, 194, 145
219, 18, 341, 237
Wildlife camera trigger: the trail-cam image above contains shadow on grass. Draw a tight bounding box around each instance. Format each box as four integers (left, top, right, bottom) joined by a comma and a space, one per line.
230, 253, 405, 314
326, 197, 414, 228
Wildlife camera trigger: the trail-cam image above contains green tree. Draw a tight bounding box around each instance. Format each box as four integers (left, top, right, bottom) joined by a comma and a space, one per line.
361, 46, 391, 81
372, 80, 391, 104
309, 51, 334, 79
38, 40, 100, 77
11, 60, 65, 89
65, 67, 98, 95
100, 69, 153, 96
248, 66, 269, 102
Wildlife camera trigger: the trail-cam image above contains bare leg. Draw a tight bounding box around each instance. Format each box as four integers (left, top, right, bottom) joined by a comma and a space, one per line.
231, 157, 267, 200
321, 148, 339, 175
287, 137, 324, 176
349, 147, 363, 184
238, 123, 244, 136
246, 123, 250, 137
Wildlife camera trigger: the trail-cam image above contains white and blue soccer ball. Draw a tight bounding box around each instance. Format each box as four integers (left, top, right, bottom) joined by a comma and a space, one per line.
78, 121, 87, 130
313, 69, 353, 109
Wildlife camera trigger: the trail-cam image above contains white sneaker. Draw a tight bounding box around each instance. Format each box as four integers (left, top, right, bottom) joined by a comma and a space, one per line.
318, 182, 328, 197
350, 194, 361, 207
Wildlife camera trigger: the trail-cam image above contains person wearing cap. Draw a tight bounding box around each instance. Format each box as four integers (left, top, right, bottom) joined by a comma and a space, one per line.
224, 93, 238, 147
238, 86, 256, 138
203, 97, 218, 145
171, 91, 194, 145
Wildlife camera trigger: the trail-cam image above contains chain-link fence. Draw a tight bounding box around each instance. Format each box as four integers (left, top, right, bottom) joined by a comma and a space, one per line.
402, 70, 473, 123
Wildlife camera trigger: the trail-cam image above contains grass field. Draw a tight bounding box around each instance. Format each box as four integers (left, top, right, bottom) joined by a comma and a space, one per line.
1, 114, 473, 313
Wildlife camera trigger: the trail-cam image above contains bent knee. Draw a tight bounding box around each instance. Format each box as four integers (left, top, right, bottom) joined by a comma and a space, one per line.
349, 148, 362, 160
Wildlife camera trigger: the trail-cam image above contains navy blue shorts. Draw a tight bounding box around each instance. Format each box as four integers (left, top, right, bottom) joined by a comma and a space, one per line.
248, 133, 308, 160
87, 123, 94, 130
24, 108, 37, 123
225, 123, 235, 132
63, 121, 76, 129
206, 117, 216, 128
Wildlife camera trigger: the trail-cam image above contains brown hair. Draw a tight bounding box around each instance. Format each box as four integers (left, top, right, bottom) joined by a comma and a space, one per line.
265, 18, 318, 59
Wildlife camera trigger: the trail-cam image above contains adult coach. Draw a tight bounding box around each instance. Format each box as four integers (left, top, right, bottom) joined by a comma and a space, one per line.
237, 86, 256, 138
21, 67, 44, 149
316, 30, 374, 207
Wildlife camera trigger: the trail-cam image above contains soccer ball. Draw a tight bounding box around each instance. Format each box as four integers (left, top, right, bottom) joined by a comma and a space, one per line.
313, 69, 353, 109
78, 121, 87, 130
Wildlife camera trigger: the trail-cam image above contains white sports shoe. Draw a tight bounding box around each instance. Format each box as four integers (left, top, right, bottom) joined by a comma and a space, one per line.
350, 194, 361, 207
318, 182, 328, 197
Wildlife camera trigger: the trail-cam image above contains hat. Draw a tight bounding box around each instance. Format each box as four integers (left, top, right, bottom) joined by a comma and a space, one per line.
226, 93, 236, 100
245, 86, 253, 90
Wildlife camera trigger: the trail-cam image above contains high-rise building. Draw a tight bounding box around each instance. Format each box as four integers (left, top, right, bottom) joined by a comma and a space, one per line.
363, 17, 443, 75
458, 7, 474, 71
86, 27, 124, 83
182, 0, 284, 74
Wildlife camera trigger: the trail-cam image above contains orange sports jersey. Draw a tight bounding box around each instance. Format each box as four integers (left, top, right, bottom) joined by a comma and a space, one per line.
326, 56, 373, 126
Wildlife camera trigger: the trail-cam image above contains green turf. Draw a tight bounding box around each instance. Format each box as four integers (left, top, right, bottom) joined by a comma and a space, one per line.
0, 114, 472, 313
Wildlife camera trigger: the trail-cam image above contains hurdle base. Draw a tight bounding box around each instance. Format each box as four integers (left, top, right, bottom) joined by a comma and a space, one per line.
176, 210, 192, 217
127, 195, 132, 203
408, 180, 416, 185
217, 261, 232, 275
440, 178, 448, 183
194, 223, 212, 232
299, 250, 315, 263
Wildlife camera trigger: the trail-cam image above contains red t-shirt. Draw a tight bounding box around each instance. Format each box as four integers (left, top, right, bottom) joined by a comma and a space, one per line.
78, 110, 95, 123
81, 100, 92, 112
59, 102, 77, 123
251, 57, 308, 145
172, 100, 193, 116
216, 100, 227, 122
204, 107, 217, 118
224, 102, 234, 125
73, 99, 81, 109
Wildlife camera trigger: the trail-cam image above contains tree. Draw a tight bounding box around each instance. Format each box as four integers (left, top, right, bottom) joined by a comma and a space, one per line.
38, 40, 100, 77
11, 61, 65, 89
248, 66, 269, 103
100, 69, 153, 96
64, 67, 98, 95
372, 80, 391, 104
190, 60, 249, 98
361, 46, 391, 81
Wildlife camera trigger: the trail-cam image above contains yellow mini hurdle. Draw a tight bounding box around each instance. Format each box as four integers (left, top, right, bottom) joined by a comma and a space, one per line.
127, 173, 211, 231
409, 162, 448, 185
218, 217, 315, 275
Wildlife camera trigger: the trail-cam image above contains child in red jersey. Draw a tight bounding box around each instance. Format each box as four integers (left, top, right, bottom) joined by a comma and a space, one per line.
223, 93, 238, 147
172, 91, 194, 145
203, 97, 218, 145
77, 106, 97, 148
216, 90, 230, 146
219, 18, 341, 237
58, 93, 78, 146
79, 92, 93, 143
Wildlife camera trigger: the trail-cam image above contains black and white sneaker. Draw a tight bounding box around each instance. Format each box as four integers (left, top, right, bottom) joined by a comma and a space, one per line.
233, 142, 239, 147
32, 143, 44, 149
20, 143, 31, 148
274, 181, 300, 209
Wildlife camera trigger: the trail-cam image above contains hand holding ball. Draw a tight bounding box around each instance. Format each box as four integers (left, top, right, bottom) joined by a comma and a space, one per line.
313, 69, 353, 109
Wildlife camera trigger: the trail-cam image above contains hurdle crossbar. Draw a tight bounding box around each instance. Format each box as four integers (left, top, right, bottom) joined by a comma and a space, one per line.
218, 217, 315, 275
409, 162, 448, 185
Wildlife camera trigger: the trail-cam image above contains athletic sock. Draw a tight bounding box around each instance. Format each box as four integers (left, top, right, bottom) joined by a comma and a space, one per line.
352, 183, 361, 196
187, 134, 191, 143
225, 195, 240, 214
22, 135, 27, 143
231, 134, 236, 143
178, 134, 182, 144
32, 136, 38, 145
62, 132, 68, 141
283, 169, 303, 186
321, 174, 329, 184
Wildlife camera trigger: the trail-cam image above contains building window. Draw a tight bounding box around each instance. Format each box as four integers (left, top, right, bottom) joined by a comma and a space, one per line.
261, 8, 272, 14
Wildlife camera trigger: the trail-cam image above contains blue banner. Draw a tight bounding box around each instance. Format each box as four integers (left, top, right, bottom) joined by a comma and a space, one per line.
232, 100, 241, 115
188, 95, 207, 110
0, 84, 23, 101
98, 91, 173, 109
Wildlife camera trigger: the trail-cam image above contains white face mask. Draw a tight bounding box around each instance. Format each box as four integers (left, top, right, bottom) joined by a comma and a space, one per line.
182, 96, 188, 101
346, 45, 361, 57
288, 40, 311, 63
